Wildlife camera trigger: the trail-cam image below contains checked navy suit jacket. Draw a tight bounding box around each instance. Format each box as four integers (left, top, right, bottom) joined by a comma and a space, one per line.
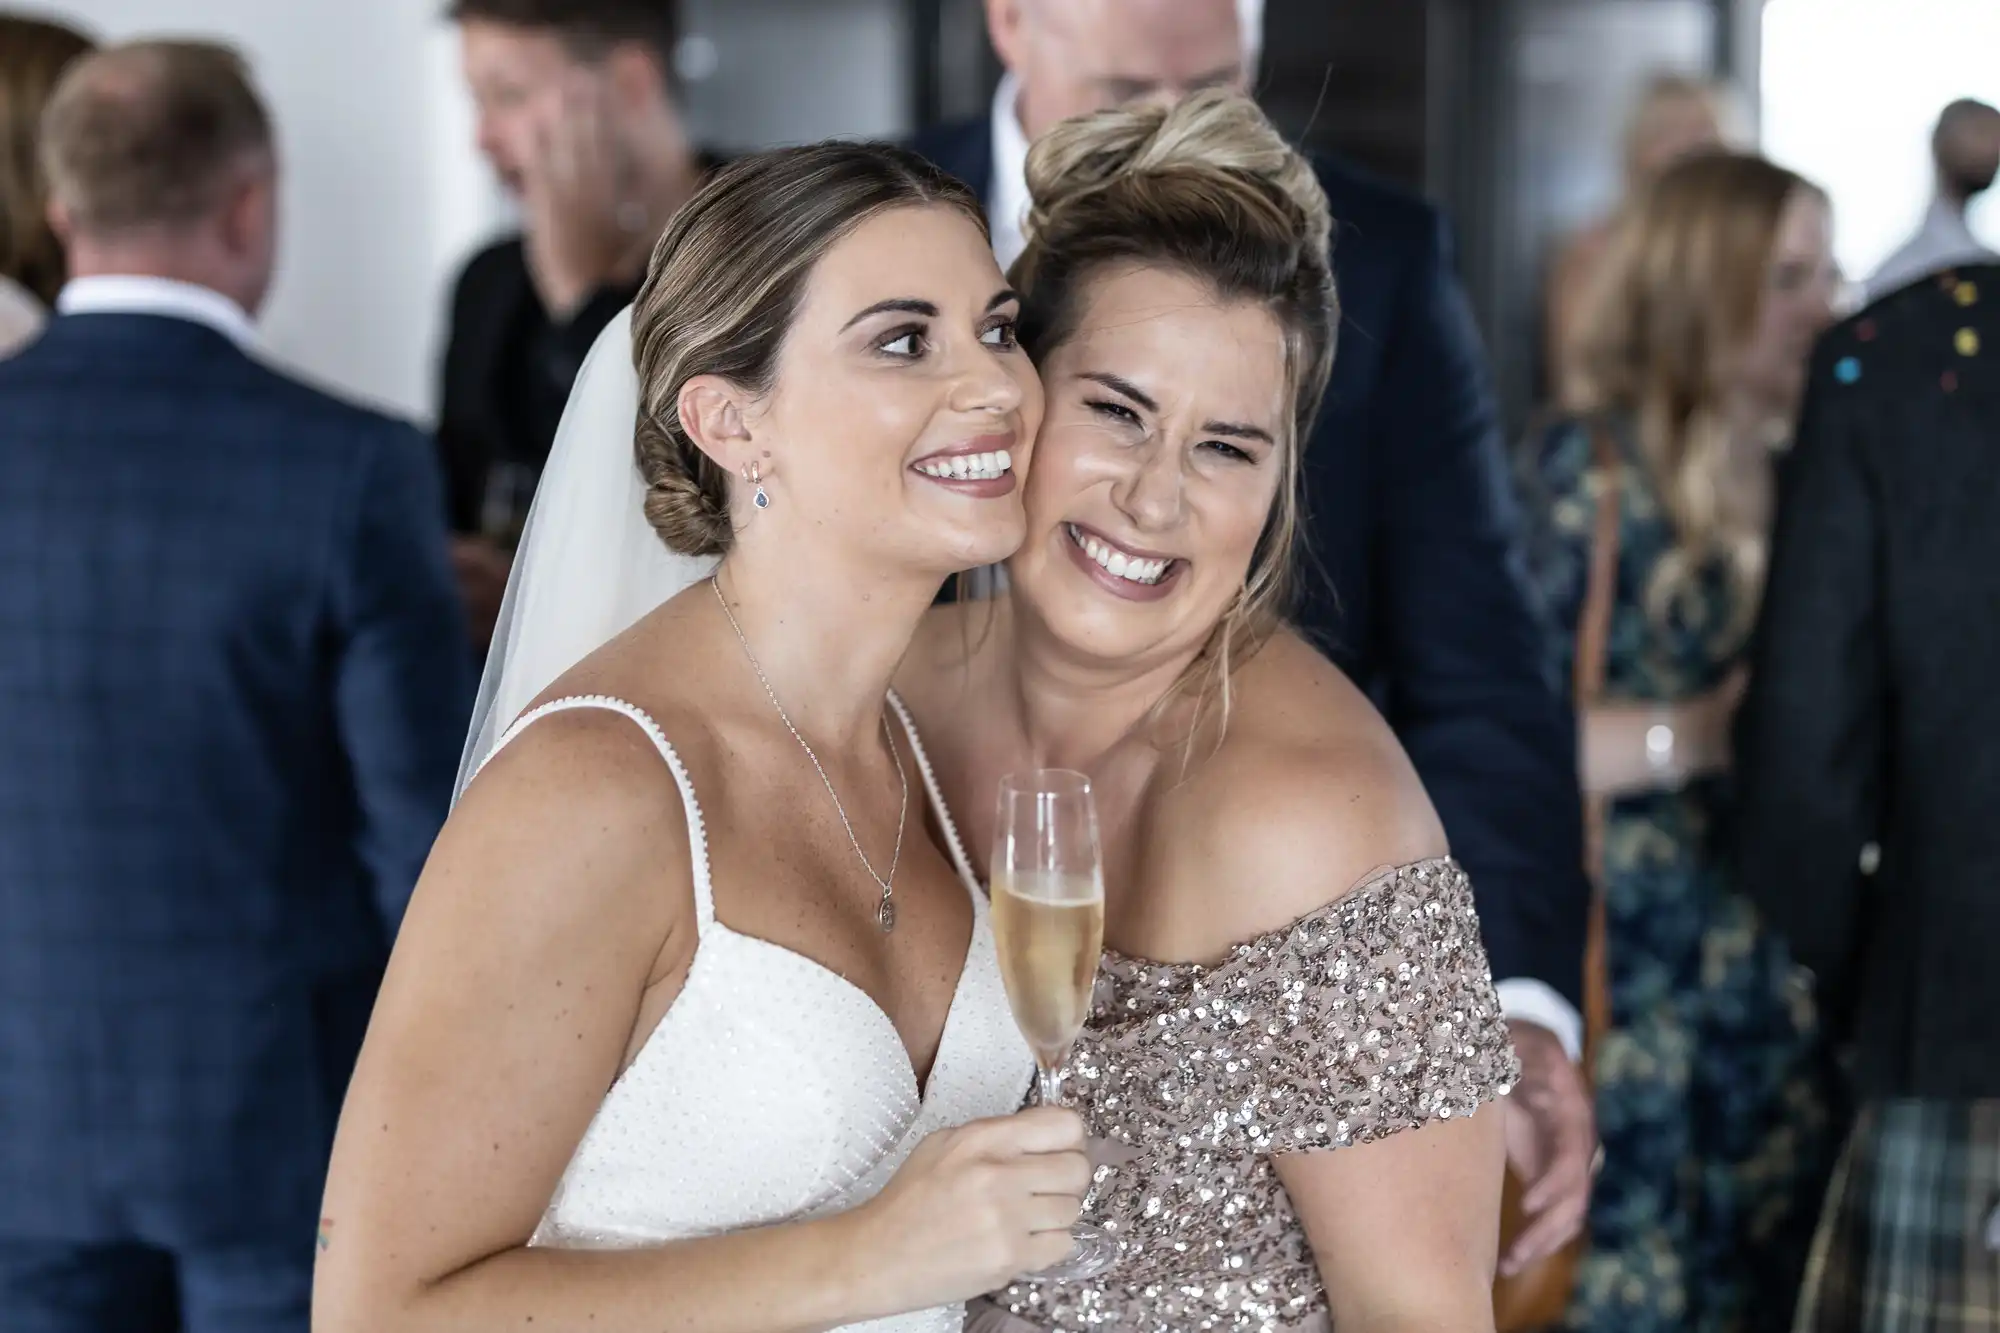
0, 311, 472, 1245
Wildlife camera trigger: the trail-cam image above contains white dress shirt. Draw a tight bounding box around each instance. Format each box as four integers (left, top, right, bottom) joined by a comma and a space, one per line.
988, 74, 1033, 274
55, 274, 258, 349
1866, 196, 1998, 304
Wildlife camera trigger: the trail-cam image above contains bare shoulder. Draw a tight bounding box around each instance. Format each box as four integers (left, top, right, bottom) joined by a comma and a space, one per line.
1145, 632, 1447, 946
456, 588, 729, 893
437, 698, 697, 947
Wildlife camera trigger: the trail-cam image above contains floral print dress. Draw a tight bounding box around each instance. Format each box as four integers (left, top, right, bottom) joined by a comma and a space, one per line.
1517, 415, 1840, 1333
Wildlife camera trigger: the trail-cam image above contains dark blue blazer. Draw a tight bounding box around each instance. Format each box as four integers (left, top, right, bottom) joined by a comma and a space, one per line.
0, 313, 472, 1245
911, 119, 1589, 1007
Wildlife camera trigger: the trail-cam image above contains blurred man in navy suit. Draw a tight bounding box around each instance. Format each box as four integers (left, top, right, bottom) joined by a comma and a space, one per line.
912, 0, 1598, 1270
0, 41, 470, 1331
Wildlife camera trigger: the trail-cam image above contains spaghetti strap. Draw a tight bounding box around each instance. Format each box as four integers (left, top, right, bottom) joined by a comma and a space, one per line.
886, 690, 982, 896
477, 695, 717, 932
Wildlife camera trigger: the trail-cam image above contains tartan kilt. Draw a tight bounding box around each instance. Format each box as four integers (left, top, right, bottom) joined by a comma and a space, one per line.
1795, 1100, 2000, 1333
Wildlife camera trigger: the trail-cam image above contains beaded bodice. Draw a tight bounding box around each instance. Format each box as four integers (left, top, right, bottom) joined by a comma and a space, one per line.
475, 694, 1035, 1333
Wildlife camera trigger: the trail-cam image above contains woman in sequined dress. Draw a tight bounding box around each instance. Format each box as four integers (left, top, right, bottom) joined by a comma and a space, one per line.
1515, 152, 1843, 1333
895, 89, 1520, 1333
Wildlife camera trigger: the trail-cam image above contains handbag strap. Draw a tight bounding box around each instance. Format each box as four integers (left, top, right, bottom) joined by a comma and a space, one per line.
1575, 422, 1621, 1058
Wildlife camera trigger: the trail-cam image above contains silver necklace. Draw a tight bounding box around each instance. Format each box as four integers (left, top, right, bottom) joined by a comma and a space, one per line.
711, 577, 906, 931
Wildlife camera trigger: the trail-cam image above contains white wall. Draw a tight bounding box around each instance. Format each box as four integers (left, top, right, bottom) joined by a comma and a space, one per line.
1762, 0, 2000, 286
18, 0, 507, 422
679, 0, 912, 150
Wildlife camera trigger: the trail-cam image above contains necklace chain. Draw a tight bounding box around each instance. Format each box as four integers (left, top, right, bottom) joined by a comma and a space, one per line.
711, 578, 906, 931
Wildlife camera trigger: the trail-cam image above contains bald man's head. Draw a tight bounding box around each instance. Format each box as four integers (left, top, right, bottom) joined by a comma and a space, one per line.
985, 0, 1254, 142
1934, 99, 2000, 202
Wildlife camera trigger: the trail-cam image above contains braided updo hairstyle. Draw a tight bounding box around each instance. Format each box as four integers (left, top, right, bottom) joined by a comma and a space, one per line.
629, 142, 985, 556
1011, 87, 1338, 714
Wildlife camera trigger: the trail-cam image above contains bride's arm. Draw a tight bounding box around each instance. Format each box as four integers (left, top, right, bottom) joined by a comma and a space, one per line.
313, 710, 1087, 1333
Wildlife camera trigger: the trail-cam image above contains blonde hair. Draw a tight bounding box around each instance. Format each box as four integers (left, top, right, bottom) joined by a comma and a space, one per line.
1572, 151, 1822, 639
39, 41, 271, 237
630, 142, 985, 556
1012, 87, 1337, 735
1621, 72, 1744, 194
0, 13, 94, 302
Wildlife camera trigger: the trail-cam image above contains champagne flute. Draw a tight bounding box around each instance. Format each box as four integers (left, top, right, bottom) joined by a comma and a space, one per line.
991, 769, 1116, 1281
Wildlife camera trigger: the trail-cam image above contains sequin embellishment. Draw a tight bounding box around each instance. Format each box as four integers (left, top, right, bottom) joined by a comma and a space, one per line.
1836, 356, 1863, 384
1957, 328, 1982, 357
991, 859, 1518, 1332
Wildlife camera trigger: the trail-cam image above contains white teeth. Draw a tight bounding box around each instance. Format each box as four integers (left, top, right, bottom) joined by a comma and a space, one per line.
1068, 523, 1172, 585
915, 447, 1013, 481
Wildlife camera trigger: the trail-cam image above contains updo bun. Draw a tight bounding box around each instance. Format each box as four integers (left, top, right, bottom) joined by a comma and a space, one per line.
629, 141, 985, 556
1021, 89, 1334, 276
1013, 87, 1337, 447
633, 404, 731, 557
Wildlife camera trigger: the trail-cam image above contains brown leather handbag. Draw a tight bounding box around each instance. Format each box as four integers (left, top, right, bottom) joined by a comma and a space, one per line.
1492, 425, 1620, 1331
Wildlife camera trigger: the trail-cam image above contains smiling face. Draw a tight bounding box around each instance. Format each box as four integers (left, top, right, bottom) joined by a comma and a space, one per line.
1007, 262, 1290, 670
743, 203, 1045, 576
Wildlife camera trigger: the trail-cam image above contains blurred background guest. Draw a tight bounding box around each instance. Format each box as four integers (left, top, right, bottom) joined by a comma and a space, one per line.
1543, 72, 1740, 410
439, 0, 715, 647
1516, 151, 1842, 1333
915, 1, 1602, 1284
1737, 262, 2000, 1333
0, 40, 468, 1330
0, 10, 94, 356
1864, 98, 2000, 303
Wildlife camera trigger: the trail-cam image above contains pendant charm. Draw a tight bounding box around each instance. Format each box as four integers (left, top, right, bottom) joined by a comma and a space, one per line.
876, 891, 896, 932
753, 484, 769, 509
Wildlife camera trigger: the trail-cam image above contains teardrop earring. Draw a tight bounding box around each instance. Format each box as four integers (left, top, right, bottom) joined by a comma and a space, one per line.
743, 460, 770, 510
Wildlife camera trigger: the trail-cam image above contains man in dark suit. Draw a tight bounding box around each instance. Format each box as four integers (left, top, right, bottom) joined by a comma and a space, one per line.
440, 0, 714, 644
913, 0, 1597, 1269
1737, 267, 2000, 1332
0, 42, 470, 1331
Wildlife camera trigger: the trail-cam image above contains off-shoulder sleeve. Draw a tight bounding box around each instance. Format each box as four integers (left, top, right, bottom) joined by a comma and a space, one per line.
1234, 860, 1520, 1155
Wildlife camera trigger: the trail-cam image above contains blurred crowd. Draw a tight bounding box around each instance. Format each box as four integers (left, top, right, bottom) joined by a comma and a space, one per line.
1, 2, 1996, 1332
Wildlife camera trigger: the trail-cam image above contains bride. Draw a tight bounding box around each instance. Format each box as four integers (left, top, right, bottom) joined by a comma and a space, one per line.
314, 143, 1088, 1332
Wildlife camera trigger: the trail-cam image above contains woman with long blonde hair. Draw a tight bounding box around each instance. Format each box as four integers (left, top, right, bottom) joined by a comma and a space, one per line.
0, 11, 94, 355
1517, 150, 1843, 1331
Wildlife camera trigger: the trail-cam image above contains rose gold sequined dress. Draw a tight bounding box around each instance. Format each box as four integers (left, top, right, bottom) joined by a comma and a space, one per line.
969, 857, 1518, 1333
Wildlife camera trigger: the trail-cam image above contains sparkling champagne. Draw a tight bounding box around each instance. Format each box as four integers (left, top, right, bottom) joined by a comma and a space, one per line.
991, 871, 1104, 1068
991, 769, 1117, 1280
